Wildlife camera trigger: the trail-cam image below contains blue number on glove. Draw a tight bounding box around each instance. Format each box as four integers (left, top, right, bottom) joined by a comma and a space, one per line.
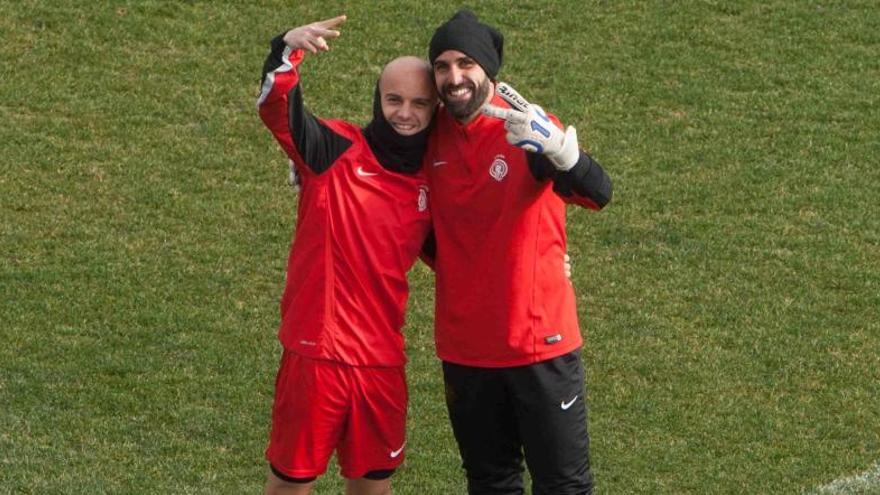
530, 120, 551, 138
529, 107, 552, 138
514, 139, 544, 153
518, 108, 552, 151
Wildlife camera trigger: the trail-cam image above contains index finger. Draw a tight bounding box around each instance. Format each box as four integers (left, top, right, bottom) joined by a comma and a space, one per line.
315, 14, 347, 29
496, 82, 530, 112
482, 103, 523, 123
313, 27, 342, 40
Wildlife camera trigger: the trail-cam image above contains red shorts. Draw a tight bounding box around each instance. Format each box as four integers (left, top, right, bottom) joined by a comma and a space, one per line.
265, 351, 408, 479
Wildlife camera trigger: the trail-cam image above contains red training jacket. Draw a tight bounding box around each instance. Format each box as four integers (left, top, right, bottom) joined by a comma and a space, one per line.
427, 93, 612, 367
258, 41, 431, 367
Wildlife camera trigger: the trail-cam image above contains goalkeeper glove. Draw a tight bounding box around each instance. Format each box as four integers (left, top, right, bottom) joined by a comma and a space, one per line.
482, 82, 580, 171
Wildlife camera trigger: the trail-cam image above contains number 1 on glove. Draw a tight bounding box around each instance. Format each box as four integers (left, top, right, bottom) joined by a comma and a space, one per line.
482, 82, 580, 171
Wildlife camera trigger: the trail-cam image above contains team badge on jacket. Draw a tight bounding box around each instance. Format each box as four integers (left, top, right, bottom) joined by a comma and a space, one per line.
489, 155, 508, 182
418, 185, 428, 212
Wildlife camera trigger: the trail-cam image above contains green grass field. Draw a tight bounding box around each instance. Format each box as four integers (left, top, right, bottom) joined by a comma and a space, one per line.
2, 1, 878, 493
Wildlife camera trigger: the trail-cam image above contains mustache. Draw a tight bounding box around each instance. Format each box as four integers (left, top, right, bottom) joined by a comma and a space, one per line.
442, 81, 475, 94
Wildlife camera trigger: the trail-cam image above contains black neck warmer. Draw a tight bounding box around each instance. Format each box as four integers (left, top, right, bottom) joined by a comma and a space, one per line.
363, 85, 431, 174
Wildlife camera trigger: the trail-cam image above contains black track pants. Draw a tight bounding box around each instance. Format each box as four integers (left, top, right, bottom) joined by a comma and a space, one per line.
442, 350, 593, 495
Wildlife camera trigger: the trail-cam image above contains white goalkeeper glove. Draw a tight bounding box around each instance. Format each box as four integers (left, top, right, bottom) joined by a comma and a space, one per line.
482, 82, 580, 171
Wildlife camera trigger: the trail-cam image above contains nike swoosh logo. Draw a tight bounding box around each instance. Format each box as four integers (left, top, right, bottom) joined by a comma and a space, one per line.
390, 442, 406, 458
357, 166, 378, 177
561, 396, 578, 410
432, 160, 447, 167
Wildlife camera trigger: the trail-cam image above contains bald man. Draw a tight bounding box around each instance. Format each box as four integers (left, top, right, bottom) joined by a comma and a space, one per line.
256, 15, 437, 495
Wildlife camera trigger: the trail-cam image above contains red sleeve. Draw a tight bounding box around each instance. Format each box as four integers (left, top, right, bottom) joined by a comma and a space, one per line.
256, 35, 351, 176
256, 38, 307, 169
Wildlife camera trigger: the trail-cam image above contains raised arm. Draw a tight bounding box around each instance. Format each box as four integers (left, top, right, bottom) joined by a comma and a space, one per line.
256, 15, 352, 175
482, 82, 612, 209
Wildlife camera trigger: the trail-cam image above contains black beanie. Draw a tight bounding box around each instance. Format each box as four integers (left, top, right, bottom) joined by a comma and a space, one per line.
429, 10, 503, 79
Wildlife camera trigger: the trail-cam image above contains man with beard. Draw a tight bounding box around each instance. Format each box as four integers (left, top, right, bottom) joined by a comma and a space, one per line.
256, 15, 436, 495
423, 10, 613, 495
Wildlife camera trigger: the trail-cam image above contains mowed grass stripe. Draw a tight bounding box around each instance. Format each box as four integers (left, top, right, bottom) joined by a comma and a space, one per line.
2, 1, 879, 493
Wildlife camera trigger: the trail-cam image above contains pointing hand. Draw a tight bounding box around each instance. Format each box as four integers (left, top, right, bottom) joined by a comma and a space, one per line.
283, 14, 347, 54
482, 82, 580, 171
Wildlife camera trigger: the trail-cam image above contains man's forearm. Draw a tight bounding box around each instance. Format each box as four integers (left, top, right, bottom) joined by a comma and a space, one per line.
552, 152, 613, 209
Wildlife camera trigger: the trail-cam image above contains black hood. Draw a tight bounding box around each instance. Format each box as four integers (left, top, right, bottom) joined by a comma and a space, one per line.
363, 84, 432, 174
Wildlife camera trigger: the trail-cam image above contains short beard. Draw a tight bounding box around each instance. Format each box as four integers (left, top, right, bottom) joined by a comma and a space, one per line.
442, 78, 492, 121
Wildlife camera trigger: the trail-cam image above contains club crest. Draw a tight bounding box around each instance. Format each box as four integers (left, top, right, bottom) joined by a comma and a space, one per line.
489, 155, 508, 182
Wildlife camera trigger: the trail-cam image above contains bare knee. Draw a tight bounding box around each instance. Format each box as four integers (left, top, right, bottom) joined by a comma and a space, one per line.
345, 476, 392, 495
264, 466, 316, 495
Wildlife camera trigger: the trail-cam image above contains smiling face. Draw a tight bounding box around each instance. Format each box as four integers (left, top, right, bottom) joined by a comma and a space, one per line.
432, 49, 493, 123
378, 57, 438, 136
